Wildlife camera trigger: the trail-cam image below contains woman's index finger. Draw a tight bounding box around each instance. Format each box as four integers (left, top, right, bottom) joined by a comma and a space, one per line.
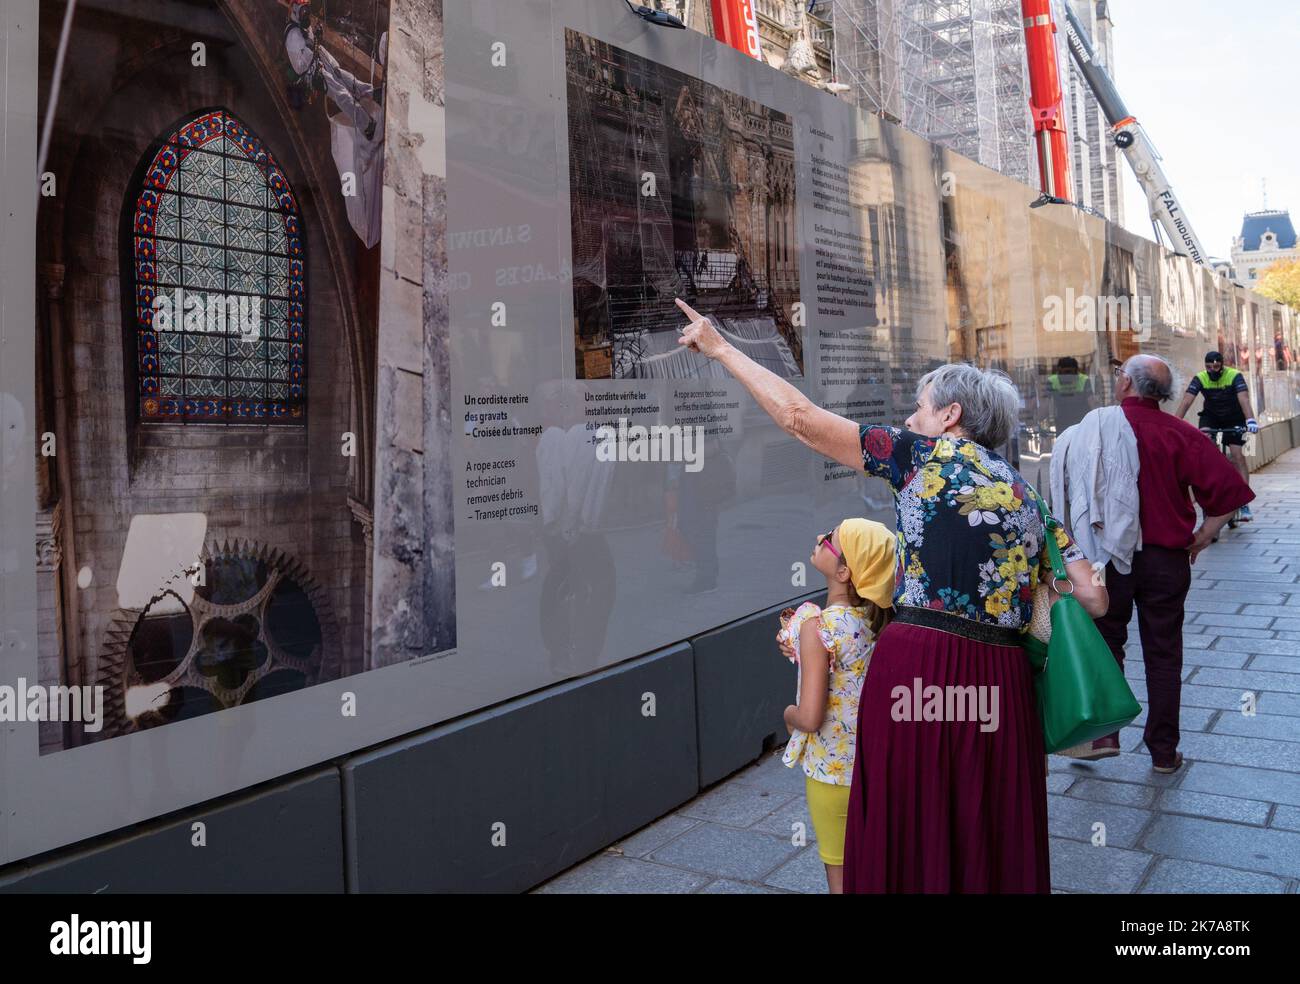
674, 297, 704, 324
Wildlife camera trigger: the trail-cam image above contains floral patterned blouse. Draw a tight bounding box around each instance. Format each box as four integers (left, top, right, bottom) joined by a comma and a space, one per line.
781, 601, 874, 786
860, 424, 1084, 630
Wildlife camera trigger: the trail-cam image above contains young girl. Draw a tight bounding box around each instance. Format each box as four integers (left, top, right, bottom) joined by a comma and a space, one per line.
777, 518, 896, 894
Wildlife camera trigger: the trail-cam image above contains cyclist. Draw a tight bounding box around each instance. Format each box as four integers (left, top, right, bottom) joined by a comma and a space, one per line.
1174, 350, 1258, 521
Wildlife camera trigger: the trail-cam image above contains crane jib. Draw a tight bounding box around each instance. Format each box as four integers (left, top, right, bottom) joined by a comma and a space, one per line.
1065, 6, 1207, 267
1159, 192, 1204, 262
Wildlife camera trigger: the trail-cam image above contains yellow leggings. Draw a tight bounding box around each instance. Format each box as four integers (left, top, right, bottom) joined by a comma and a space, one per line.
805, 776, 851, 866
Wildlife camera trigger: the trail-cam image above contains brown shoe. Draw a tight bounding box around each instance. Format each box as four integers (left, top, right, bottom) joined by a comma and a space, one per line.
1060, 735, 1121, 760
1152, 751, 1184, 774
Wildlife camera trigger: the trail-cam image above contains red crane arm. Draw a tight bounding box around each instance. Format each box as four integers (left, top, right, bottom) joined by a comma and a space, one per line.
1021, 0, 1073, 201
710, 0, 764, 61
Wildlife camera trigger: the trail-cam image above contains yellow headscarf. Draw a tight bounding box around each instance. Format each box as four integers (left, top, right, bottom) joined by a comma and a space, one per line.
836, 518, 897, 609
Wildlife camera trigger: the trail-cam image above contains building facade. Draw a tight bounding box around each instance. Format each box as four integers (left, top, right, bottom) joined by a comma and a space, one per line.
1231, 208, 1298, 285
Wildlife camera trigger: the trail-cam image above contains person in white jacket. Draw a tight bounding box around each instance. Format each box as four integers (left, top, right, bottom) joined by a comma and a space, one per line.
1049, 402, 1142, 762
1049, 404, 1142, 577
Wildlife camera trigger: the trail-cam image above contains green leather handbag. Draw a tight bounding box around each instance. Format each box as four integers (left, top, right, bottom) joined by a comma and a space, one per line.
1024, 496, 1141, 753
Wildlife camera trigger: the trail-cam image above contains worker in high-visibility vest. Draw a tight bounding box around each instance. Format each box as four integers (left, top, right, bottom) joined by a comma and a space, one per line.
1047, 356, 1093, 432
1175, 351, 1258, 521
1048, 357, 1090, 395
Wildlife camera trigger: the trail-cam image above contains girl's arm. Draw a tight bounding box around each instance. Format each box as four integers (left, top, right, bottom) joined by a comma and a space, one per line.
784, 619, 831, 733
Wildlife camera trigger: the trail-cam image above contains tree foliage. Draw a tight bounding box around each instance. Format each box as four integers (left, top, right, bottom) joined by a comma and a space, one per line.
1257, 257, 1300, 311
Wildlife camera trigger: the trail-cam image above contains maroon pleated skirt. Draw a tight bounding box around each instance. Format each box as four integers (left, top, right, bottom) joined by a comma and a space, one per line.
843, 620, 1050, 893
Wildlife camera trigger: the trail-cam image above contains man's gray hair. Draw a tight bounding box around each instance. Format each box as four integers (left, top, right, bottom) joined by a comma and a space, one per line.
1125, 354, 1177, 402
917, 363, 1020, 449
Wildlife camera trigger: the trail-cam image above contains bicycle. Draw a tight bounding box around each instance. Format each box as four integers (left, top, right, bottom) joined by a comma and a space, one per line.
1199, 425, 1252, 529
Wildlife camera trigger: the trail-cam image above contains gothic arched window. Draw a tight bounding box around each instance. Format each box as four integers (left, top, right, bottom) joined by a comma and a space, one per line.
129, 109, 305, 423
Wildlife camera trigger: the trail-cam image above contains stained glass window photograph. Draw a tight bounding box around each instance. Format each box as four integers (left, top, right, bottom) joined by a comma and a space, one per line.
130, 108, 306, 423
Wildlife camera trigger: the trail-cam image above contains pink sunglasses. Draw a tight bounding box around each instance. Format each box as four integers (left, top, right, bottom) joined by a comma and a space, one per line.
817, 529, 842, 560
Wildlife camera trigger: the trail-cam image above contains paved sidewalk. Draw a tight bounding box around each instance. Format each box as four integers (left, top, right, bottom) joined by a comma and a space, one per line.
536, 447, 1300, 894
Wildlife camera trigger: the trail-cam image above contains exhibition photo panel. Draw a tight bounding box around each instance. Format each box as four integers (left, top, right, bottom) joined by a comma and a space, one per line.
31, 0, 397, 755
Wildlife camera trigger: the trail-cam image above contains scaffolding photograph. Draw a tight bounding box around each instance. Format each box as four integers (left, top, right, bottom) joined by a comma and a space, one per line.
566, 29, 803, 379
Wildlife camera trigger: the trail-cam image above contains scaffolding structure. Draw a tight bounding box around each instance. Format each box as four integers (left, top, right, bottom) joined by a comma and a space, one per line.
829, 0, 1032, 182
825, 0, 1121, 222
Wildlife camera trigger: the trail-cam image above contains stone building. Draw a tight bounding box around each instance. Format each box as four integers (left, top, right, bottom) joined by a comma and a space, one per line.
656, 1, 837, 87
1231, 208, 1298, 285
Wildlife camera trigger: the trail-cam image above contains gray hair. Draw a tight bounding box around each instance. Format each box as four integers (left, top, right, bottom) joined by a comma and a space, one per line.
917, 363, 1020, 449
1124, 354, 1176, 402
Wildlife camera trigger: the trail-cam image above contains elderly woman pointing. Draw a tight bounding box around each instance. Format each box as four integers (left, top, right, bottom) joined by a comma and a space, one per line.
676, 300, 1107, 893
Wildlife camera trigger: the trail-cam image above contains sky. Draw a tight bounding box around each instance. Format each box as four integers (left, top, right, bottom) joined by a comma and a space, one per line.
1107, 0, 1300, 262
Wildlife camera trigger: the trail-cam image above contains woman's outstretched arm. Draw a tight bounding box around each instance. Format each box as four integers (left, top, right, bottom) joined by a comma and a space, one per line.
676, 299, 862, 470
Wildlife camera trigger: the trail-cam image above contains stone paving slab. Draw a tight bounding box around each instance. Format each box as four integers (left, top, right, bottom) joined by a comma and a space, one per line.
614, 815, 699, 859
1173, 732, 1300, 771
1047, 797, 1154, 848
1172, 650, 1251, 669
1272, 806, 1300, 832
1138, 860, 1287, 894
1046, 773, 1076, 794
749, 795, 818, 842
535, 855, 713, 894
763, 846, 829, 893
1157, 789, 1272, 826
535, 448, 1300, 894
1141, 815, 1300, 879
1179, 762, 1300, 807
1202, 641, 1300, 662
1126, 706, 1217, 733
676, 779, 798, 828
1243, 654, 1300, 675
1254, 693, 1300, 716
1211, 712, 1300, 742
700, 878, 785, 894
1068, 778, 1158, 808
1196, 612, 1276, 627
1049, 838, 1153, 893
646, 823, 799, 882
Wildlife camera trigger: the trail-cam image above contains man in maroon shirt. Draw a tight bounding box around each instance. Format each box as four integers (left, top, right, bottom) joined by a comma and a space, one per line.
1080, 355, 1254, 772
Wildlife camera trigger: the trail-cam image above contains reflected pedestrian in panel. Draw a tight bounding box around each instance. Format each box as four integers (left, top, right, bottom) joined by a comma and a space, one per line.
535, 382, 617, 675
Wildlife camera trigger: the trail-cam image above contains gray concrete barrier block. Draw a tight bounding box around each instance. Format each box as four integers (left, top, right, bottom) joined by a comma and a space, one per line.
692, 591, 821, 787
0, 768, 344, 893
342, 643, 697, 893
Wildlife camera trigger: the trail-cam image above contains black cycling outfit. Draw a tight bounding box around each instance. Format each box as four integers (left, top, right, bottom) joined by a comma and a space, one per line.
1187, 367, 1249, 446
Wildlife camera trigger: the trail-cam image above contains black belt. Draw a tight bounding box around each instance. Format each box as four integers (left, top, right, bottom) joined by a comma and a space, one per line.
892, 605, 1025, 648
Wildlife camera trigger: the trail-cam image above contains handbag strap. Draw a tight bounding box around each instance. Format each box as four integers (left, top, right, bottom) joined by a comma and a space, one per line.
1029, 486, 1069, 584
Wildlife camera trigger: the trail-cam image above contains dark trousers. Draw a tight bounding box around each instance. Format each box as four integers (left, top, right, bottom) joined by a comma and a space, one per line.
1093, 545, 1192, 764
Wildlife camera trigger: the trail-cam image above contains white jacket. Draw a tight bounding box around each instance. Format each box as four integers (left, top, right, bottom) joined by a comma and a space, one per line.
1049, 406, 1142, 575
